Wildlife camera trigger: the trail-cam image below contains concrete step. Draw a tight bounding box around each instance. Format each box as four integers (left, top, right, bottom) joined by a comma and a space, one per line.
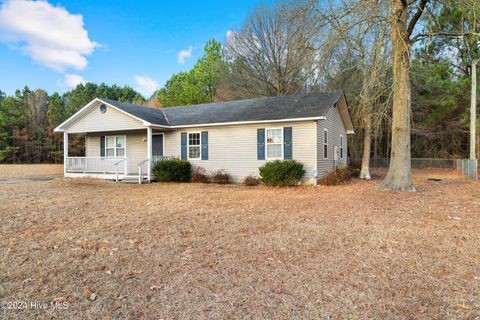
117, 176, 148, 183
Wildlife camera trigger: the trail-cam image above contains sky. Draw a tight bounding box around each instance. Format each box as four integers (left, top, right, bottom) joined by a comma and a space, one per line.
0, 0, 269, 97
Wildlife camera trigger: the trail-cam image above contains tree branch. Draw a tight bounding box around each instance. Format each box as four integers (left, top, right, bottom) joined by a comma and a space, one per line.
406, 0, 429, 40
410, 31, 480, 43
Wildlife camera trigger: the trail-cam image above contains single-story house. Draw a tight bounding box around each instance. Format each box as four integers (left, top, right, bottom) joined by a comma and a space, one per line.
53, 91, 354, 183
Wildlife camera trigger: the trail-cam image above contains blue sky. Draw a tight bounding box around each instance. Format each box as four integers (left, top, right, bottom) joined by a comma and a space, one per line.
0, 0, 269, 97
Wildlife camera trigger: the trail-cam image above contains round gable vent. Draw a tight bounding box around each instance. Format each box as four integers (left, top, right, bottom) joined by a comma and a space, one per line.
99, 104, 107, 113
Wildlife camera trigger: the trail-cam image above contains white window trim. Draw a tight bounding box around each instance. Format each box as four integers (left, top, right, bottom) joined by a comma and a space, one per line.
265, 127, 284, 160
323, 129, 328, 159
105, 135, 126, 159
340, 134, 344, 159
187, 132, 202, 160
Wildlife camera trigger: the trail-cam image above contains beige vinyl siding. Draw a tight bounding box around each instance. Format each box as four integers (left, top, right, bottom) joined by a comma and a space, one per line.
66, 103, 144, 134
316, 105, 348, 176
85, 130, 148, 174
164, 121, 316, 182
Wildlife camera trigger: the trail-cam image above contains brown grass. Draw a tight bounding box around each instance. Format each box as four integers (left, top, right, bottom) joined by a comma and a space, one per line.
0, 165, 479, 319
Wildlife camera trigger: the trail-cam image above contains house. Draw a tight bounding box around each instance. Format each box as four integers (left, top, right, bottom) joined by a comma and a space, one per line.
53, 91, 354, 183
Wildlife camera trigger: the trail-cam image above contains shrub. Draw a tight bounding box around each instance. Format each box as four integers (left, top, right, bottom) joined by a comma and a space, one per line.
191, 166, 210, 183
259, 160, 305, 186
319, 166, 353, 186
348, 165, 360, 178
211, 170, 230, 184
152, 158, 191, 182
244, 175, 260, 186
347, 160, 361, 178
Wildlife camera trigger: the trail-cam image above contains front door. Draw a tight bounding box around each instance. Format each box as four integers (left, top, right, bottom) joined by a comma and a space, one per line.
152, 134, 164, 159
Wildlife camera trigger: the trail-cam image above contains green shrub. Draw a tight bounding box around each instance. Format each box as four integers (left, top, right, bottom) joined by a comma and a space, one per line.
191, 166, 210, 183
319, 166, 353, 186
152, 158, 191, 182
259, 160, 305, 186
211, 170, 230, 184
244, 175, 260, 186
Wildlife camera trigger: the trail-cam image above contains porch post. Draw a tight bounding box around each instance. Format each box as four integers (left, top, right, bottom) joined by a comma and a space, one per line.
63, 132, 68, 176
147, 127, 152, 182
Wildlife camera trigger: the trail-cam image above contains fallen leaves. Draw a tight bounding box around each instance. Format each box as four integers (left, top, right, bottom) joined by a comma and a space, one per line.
83, 287, 97, 301
1, 166, 479, 319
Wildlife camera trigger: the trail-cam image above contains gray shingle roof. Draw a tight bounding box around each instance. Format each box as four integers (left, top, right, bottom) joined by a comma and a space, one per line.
100, 91, 344, 127
99, 98, 170, 126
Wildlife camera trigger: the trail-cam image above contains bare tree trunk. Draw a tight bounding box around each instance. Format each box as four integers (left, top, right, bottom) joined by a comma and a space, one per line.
379, 0, 415, 191
360, 114, 372, 179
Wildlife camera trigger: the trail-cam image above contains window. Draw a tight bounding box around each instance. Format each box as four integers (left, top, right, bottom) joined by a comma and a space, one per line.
340, 135, 344, 159
323, 129, 328, 159
105, 135, 126, 158
188, 132, 201, 160
266, 128, 283, 159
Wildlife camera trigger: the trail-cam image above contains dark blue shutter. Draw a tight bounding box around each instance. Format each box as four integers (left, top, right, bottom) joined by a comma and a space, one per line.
257, 128, 265, 160
100, 136, 105, 157
284, 127, 292, 159
181, 132, 187, 160
201, 131, 208, 160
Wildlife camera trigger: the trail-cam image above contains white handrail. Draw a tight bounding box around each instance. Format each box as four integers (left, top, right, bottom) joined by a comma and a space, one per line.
137, 159, 149, 184
114, 158, 127, 182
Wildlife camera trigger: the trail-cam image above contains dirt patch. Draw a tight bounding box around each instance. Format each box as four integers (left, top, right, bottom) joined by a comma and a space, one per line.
0, 165, 479, 319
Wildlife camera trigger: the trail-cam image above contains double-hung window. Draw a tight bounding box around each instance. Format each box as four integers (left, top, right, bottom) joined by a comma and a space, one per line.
340, 135, 344, 159
323, 129, 328, 159
105, 136, 126, 158
188, 132, 201, 160
266, 128, 283, 159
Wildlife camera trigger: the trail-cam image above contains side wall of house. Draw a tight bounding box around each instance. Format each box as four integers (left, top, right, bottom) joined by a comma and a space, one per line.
164, 121, 317, 182
85, 130, 148, 174
316, 105, 348, 176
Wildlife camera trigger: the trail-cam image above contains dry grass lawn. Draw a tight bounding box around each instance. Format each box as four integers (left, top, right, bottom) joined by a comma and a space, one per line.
0, 165, 479, 319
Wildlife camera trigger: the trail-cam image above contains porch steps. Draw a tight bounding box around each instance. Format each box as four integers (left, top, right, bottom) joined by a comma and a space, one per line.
117, 175, 148, 184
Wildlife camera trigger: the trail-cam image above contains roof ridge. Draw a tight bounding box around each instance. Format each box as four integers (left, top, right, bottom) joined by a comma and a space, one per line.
160, 108, 171, 125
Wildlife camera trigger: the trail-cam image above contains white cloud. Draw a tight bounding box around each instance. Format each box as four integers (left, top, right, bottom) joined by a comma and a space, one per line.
62, 73, 86, 88
134, 75, 159, 97
0, 0, 98, 72
177, 45, 192, 64
226, 30, 235, 43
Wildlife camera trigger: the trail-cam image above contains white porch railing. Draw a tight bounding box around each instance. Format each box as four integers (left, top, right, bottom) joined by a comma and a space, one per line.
153, 156, 175, 163
66, 157, 127, 175
136, 156, 173, 184
138, 159, 149, 184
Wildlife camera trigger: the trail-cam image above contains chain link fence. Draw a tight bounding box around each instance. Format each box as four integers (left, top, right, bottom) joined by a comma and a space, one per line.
455, 159, 478, 180
363, 158, 478, 180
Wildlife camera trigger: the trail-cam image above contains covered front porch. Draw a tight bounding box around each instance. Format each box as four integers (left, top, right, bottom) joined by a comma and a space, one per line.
63, 127, 166, 183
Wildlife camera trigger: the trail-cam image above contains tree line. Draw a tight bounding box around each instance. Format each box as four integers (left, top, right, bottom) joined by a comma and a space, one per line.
1, 0, 479, 191
0, 84, 145, 163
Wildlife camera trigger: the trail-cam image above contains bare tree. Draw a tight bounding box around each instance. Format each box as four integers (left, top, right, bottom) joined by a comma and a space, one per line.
25, 89, 49, 139
225, 1, 320, 97
320, 0, 477, 190
317, 0, 392, 179
379, 0, 480, 191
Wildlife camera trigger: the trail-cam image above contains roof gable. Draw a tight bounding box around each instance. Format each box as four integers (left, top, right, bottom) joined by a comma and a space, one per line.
64, 100, 145, 133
